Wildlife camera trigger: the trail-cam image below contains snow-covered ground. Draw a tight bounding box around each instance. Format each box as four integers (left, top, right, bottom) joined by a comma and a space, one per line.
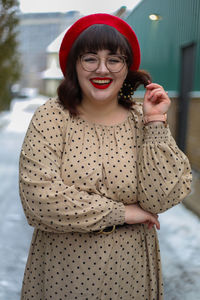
0, 96, 47, 300
0, 96, 47, 133
158, 205, 200, 300
0, 97, 200, 300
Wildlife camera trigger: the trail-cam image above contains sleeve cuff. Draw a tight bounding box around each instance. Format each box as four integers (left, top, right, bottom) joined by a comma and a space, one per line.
112, 201, 126, 226
144, 123, 171, 143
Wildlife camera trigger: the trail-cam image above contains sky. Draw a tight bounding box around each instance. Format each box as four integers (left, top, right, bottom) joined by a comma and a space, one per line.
19, 0, 142, 15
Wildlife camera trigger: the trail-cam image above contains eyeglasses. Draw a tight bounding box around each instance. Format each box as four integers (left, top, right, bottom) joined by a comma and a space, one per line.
80, 53, 127, 73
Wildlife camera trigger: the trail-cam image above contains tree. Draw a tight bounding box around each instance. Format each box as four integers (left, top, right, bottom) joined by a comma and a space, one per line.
0, 0, 20, 111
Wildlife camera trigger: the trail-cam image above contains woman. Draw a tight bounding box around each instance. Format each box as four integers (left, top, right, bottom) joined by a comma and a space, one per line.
19, 14, 192, 299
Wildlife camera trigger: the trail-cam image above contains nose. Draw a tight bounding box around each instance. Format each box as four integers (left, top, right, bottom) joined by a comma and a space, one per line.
96, 58, 109, 74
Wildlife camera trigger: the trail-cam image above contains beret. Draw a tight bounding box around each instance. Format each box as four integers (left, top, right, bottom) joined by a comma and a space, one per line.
59, 13, 141, 76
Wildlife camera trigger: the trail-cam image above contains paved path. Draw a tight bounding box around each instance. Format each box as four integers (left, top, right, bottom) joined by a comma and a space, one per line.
0, 101, 200, 300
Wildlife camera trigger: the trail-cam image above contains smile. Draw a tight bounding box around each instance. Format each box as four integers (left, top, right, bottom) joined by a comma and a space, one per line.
90, 78, 113, 89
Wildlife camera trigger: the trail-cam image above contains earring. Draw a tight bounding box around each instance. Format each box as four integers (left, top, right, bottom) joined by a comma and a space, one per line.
119, 82, 134, 100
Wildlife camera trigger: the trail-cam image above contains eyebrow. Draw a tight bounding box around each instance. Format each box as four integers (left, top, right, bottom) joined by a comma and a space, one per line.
86, 51, 97, 54
83, 51, 120, 55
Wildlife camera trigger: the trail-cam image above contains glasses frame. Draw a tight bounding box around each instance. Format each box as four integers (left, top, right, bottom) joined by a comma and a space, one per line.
80, 53, 127, 73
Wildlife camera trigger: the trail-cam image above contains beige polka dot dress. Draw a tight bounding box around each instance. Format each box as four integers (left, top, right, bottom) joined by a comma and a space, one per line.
19, 98, 192, 300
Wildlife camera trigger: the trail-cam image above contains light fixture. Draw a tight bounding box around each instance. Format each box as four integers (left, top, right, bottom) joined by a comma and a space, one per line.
149, 14, 162, 21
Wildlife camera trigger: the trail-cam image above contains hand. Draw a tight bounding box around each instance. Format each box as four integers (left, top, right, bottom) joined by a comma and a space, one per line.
125, 204, 160, 230
143, 82, 171, 116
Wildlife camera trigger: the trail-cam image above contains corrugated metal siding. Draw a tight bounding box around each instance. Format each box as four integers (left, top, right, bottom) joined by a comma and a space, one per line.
126, 0, 200, 91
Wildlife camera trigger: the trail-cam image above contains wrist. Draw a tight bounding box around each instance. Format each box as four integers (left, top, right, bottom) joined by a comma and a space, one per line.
124, 206, 129, 223
143, 113, 167, 127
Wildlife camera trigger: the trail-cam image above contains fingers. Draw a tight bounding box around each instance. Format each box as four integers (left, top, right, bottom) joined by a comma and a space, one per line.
152, 217, 160, 230
147, 222, 154, 230
146, 82, 164, 90
145, 82, 169, 101
143, 213, 160, 230
148, 214, 160, 230
147, 88, 164, 99
147, 88, 169, 103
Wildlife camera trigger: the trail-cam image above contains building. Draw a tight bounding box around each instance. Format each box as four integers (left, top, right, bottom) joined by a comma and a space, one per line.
18, 11, 81, 92
40, 28, 68, 97
126, 0, 200, 215
126, 0, 200, 165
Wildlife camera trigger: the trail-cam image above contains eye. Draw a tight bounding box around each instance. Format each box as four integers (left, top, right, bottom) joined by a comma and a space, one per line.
82, 55, 98, 63
107, 56, 124, 64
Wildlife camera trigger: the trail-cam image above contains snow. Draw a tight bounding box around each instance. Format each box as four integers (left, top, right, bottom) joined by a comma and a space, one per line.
0, 96, 47, 133
158, 199, 200, 299
40, 58, 63, 79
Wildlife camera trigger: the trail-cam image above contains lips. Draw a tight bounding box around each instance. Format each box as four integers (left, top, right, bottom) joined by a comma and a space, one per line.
90, 77, 113, 89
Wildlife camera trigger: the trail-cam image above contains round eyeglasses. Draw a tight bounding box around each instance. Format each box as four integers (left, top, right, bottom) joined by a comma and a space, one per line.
80, 54, 127, 73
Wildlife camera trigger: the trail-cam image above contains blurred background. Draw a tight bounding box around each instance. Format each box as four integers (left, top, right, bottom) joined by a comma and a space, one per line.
0, 0, 200, 299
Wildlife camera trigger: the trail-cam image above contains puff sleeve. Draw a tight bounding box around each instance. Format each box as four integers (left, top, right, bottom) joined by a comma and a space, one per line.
19, 99, 125, 233
137, 121, 192, 214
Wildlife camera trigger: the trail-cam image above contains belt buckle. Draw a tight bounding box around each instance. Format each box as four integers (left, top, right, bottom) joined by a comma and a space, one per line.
95, 225, 116, 235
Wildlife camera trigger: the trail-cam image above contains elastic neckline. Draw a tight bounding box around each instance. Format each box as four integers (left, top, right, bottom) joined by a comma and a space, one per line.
74, 109, 132, 128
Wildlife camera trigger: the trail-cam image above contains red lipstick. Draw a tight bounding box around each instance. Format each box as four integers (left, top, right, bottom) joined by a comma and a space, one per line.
90, 77, 113, 89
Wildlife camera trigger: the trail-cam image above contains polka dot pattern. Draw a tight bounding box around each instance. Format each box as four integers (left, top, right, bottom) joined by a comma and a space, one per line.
19, 98, 192, 299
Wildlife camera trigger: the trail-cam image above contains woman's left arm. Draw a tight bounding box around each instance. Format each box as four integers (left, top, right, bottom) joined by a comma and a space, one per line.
137, 83, 192, 214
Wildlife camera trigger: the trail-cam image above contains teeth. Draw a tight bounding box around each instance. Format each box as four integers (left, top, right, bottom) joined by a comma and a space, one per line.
92, 79, 111, 84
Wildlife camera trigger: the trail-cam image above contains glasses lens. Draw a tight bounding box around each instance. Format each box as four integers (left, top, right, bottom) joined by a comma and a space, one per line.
81, 54, 99, 72
106, 55, 125, 72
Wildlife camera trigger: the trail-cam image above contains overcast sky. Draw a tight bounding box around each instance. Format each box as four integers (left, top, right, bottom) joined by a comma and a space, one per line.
19, 0, 142, 15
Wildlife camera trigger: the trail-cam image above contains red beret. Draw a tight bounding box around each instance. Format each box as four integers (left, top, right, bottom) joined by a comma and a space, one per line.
59, 13, 141, 76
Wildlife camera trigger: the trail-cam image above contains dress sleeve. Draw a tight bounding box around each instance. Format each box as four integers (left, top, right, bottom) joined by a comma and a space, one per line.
19, 99, 125, 233
137, 122, 192, 214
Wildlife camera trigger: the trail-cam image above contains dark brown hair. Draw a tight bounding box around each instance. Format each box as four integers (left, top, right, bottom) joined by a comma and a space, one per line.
57, 24, 151, 116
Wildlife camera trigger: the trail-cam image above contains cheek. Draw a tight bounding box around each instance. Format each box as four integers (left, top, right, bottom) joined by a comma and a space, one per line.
117, 71, 128, 88
123, 66, 128, 80
76, 66, 86, 90
118, 67, 128, 85
76, 63, 82, 83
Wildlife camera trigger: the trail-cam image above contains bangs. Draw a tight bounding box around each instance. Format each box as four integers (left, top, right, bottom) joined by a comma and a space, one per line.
70, 24, 133, 66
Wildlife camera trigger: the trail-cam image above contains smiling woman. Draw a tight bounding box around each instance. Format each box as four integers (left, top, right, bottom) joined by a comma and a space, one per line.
57, 18, 147, 116
19, 13, 192, 300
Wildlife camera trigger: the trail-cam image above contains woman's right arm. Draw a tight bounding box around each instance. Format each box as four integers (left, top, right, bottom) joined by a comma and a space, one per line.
19, 100, 125, 233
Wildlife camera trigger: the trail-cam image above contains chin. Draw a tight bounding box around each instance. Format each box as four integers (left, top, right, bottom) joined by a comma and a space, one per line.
90, 91, 117, 103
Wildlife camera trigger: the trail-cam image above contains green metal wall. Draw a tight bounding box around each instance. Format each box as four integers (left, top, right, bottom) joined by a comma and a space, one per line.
126, 0, 200, 91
